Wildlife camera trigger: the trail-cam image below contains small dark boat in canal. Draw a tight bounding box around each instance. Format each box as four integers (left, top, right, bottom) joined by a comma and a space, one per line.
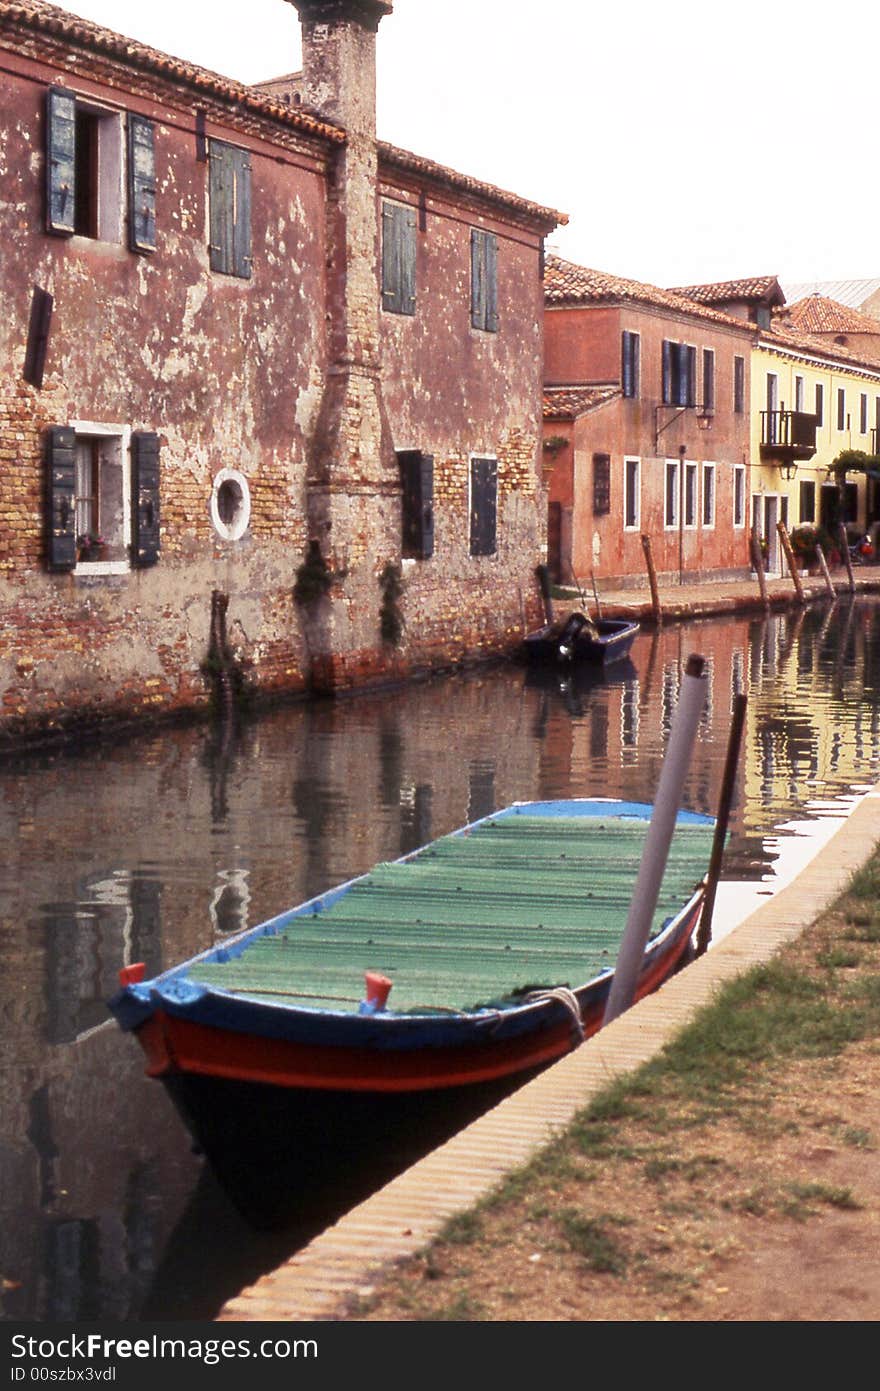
108, 799, 712, 1219
522, 611, 640, 667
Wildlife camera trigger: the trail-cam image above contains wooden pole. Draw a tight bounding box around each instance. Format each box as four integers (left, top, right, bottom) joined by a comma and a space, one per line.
590, 569, 604, 621
815, 543, 836, 599
641, 533, 662, 623
839, 522, 856, 594
750, 529, 769, 609
695, 692, 748, 957
603, 653, 708, 1026
535, 563, 554, 624
777, 520, 806, 604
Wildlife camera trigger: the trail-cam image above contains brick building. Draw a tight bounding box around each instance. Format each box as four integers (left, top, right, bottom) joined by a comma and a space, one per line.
543, 256, 756, 588
0, 0, 562, 746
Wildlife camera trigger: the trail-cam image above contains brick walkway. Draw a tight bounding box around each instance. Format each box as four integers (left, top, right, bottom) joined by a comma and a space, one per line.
217, 784, 880, 1323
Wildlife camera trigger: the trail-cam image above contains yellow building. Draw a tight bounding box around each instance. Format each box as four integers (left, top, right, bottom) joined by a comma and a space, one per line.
751, 323, 880, 570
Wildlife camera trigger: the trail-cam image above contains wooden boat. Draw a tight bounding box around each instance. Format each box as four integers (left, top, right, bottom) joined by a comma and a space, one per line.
522, 612, 640, 667
110, 799, 712, 1097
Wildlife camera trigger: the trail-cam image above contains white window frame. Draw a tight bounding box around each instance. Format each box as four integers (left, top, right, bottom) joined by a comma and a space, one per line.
733, 464, 746, 529
701, 461, 716, 529
623, 455, 640, 531
684, 461, 698, 530
664, 458, 679, 530
71, 419, 131, 575
794, 375, 804, 412
210, 468, 252, 542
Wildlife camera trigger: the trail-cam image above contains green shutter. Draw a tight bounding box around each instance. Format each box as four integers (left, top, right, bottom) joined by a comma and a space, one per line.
45, 426, 77, 572
46, 88, 77, 237
471, 230, 498, 332
24, 286, 53, 388
131, 431, 160, 567
127, 115, 156, 254
233, 150, 252, 280
209, 141, 234, 274
382, 203, 416, 315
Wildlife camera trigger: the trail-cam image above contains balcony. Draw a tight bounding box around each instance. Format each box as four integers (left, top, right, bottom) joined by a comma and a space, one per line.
760, 409, 818, 465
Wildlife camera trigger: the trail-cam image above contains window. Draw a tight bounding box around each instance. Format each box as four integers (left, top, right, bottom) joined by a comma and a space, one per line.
837, 387, 846, 431
702, 349, 715, 411
210, 468, 251, 542
662, 341, 696, 406
815, 383, 824, 426
45, 88, 148, 247
794, 375, 804, 412
733, 356, 745, 413
733, 464, 745, 528
592, 454, 611, 516
209, 140, 251, 278
684, 461, 698, 528
860, 393, 868, 434
469, 456, 497, 556
398, 450, 434, 559
766, 373, 779, 442
45, 423, 160, 573
664, 458, 679, 529
470, 229, 498, 332
702, 462, 716, 528
799, 480, 816, 524
621, 331, 640, 398
382, 200, 416, 315
623, 457, 640, 530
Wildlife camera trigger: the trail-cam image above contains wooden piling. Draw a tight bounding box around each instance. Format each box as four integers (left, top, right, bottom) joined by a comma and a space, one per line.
590, 570, 604, 621
641, 534, 662, 623
777, 521, 805, 604
696, 692, 747, 957
839, 523, 856, 594
815, 543, 836, 599
750, 529, 769, 609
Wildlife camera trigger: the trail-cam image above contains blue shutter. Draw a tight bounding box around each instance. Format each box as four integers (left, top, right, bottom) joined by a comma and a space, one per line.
45, 426, 77, 572
127, 115, 156, 254
209, 141, 234, 274
399, 451, 434, 559
24, 286, 53, 388
46, 88, 77, 237
401, 205, 416, 315
685, 346, 697, 406
131, 431, 160, 567
662, 340, 672, 404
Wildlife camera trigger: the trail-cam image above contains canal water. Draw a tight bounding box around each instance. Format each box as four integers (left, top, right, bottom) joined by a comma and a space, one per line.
2, 596, 879, 1322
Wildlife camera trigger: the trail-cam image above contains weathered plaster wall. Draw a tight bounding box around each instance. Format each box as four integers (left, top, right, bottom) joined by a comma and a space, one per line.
0, 34, 331, 744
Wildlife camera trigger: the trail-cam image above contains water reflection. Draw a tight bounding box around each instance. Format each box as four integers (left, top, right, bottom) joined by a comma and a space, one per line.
1, 596, 879, 1320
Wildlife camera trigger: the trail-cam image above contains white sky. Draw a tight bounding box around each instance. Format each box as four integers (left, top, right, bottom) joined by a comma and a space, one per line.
56, 0, 877, 291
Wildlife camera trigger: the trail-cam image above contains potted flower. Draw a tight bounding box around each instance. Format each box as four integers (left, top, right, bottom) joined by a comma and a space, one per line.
77, 532, 106, 562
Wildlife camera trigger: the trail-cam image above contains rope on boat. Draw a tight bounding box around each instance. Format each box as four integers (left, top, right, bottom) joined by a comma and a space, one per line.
524, 986, 585, 1046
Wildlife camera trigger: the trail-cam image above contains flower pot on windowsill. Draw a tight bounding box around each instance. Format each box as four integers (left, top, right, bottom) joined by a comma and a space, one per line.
78, 543, 107, 563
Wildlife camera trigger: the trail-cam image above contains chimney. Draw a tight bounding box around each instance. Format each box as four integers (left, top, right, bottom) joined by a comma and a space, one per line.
285, 0, 400, 691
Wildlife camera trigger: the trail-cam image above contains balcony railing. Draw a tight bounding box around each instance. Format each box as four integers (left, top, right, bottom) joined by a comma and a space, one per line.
760, 409, 818, 462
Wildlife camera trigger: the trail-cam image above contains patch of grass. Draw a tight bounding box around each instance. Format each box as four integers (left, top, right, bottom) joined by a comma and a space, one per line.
556, 1209, 631, 1274
841, 1126, 872, 1149
424, 1292, 486, 1321
780, 1183, 862, 1220
817, 946, 862, 969
438, 1211, 483, 1246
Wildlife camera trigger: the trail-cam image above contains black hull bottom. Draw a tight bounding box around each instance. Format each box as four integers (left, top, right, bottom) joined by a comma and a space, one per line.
163, 1067, 546, 1231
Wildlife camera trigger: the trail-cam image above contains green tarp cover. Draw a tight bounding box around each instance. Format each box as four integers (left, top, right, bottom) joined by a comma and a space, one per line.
188, 814, 713, 1014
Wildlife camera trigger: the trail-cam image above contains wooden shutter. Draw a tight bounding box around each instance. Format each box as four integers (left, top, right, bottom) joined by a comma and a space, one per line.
399, 451, 434, 559
382, 203, 416, 315
685, 346, 697, 406
471, 230, 498, 331
24, 286, 53, 388
131, 431, 160, 567
45, 426, 77, 572
46, 88, 77, 236
661, 339, 672, 404
232, 148, 252, 280
470, 457, 497, 556
127, 115, 156, 254
592, 454, 611, 515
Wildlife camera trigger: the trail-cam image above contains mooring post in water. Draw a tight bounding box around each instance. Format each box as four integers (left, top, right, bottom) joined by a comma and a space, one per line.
815, 542, 836, 599
777, 521, 805, 605
750, 529, 769, 610
603, 653, 707, 1026
208, 588, 236, 722
839, 522, 856, 594
695, 691, 747, 957
641, 534, 662, 624
535, 563, 554, 624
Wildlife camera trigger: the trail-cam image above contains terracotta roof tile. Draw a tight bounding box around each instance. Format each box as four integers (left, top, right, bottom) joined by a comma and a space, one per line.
544, 255, 753, 332
378, 142, 566, 230
776, 295, 880, 338
670, 275, 784, 305
0, 0, 345, 143
543, 385, 619, 419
